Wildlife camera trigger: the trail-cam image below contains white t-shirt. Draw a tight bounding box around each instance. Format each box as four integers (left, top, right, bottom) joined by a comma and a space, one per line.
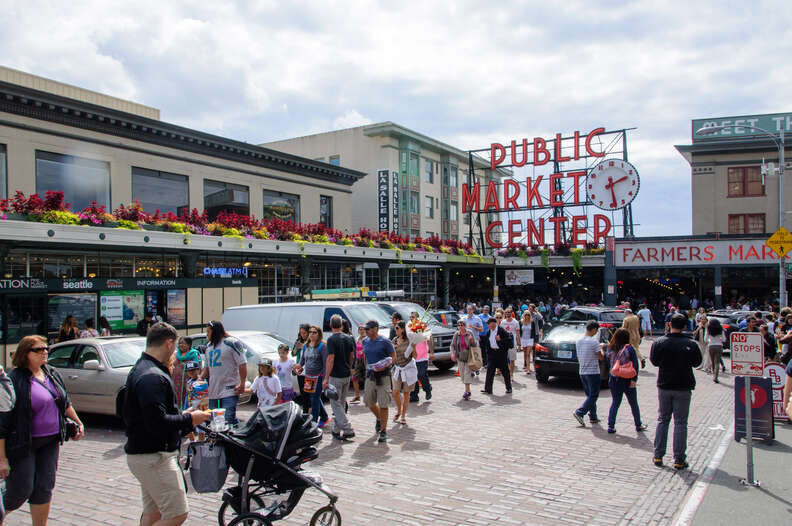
250, 375, 282, 409
205, 337, 248, 400
637, 308, 652, 324
275, 358, 295, 392
501, 318, 520, 348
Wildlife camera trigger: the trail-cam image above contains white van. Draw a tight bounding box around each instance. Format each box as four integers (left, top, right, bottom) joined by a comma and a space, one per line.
221, 301, 394, 345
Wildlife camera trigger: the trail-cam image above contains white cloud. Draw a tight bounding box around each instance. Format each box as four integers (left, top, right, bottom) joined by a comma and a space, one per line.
332, 109, 372, 130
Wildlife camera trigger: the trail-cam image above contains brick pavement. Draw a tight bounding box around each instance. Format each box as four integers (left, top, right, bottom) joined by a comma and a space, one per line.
5, 340, 736, 526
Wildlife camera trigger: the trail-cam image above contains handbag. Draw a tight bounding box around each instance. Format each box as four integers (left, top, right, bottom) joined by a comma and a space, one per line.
303, 375, 318, 394
467, 335, 483, 372
185, 441, 228, 493
610, 346, 637, 379
458, 342, 470, 363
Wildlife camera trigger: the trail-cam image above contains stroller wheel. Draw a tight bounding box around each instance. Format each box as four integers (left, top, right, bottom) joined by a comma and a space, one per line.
228, 512, 272, 526
218, 494, 266, 526
310, 505, 342, 526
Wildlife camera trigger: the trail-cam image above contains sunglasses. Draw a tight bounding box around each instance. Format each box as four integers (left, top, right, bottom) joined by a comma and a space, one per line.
309, 330, 318, 334
32, 347, 48, 353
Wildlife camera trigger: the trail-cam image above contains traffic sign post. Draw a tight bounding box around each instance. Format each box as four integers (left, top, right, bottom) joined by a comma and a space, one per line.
730, 332, 763, 487
766, 226, 792, 258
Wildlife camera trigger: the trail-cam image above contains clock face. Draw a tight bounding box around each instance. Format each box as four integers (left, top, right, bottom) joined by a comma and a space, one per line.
587, 159, 640, 210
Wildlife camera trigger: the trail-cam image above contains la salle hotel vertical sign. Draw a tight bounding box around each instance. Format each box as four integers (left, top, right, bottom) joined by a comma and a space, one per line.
377, 169, 389, 232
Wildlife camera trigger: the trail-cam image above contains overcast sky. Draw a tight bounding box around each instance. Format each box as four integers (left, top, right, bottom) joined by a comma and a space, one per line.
2, 1, 791, 237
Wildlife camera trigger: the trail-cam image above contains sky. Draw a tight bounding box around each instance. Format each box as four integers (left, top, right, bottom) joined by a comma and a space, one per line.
2, 0, 791, 238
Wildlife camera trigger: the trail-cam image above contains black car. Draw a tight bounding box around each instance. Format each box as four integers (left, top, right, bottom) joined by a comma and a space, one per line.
534, 323, 610, 384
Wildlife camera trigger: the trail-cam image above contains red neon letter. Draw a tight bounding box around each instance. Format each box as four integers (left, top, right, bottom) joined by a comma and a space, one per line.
549, 173, 564, 206
533, 137, 550, 166
525, 218, 545, 247
485, 221, 503, 248
566, 170, 587, 205
508, 220, 522, 246
525, 176, 544, 208
511, 139, 528, 167
461, 182, 480, 213
484, 181, 500, 212
490, 143, 506, 170
554, 133, 571, 163
571, 215, 587, 246
503, 179, 520, 211
585, 127, 606, 157
593, 214, 611, 245
573, 130, 581, 160
548, 216, 568, 247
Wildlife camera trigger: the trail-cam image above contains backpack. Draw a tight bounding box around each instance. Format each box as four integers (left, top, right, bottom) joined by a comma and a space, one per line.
0, 371, 15, 412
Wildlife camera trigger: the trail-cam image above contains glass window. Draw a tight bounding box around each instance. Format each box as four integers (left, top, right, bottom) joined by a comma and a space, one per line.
36, 151, 110, 211
47, 293, 96, 336
424, 196, 434, 218
727, 167, 763, 197
424, 160, 434, 184
262, 190, 300, 223
441, 200, 449, 221
747, 214, 765, 233
320, 195, 332, 227
102, 339, 146, 368
203, 179, 249, 219
442, 164, 450, 186
132, 167, 189, 215
328, 155, 340, 166
409, 153, 419, 177
450, 166, 458, 187
5, 294, 46, 343
450, 201, 458, 220
75, 346, 101, 368
410, 191, 419, 214
3, 252, 27, 277
28, 254, 83, 278
400, 190, 410, 213
0, 144, 6, 199
47, 344, 79, 368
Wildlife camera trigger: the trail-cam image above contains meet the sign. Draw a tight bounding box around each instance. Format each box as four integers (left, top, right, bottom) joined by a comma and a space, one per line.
505, 269, 535, 286
377, 169, 389, 232
692, 112, 792, 141
615, 238, 788, 268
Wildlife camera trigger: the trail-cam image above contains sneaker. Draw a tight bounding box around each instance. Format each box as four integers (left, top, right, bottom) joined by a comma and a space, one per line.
425, 391, 432, 400
342, 430, 355, 439
714, 379, 719, 384
673, 460, 689, 470
409, 395, 419, 403
641, 359, 646, 369
462, 392, 471, 400
590, 418, 600, 424
318, 418, 329, 429
378, 430, 387, 443
331, 430, 341, 439
505, 388, 512, 394
573, 412, 586, 427
607, 427, 616, 434
653, 457, 663, 467
636, 424, 648, 432
475, 370, 480, 376
375, 419, 381, 433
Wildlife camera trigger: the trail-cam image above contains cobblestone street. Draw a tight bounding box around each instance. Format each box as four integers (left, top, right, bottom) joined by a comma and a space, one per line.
6, 340, 737, 526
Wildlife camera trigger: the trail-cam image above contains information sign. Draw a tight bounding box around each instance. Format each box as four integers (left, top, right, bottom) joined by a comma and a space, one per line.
100, 290, 145, 330
730, 332, 764, 376
764, 363, 789, 421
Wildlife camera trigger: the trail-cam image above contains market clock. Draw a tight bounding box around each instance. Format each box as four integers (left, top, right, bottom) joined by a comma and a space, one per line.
587, 159, 640, 210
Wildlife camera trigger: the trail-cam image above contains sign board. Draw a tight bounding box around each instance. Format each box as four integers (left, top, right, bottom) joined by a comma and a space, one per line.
100, 290, 145, 330
766, 227, 792, 258
377, 169, 389, 232
307, 287, 362, 300
505, 269, 535, 286
693, 112, 792, 141
614, 238, 789, 268
730, 332, 764, 376
764, 363, 789, 421
734, 376, 774, 441
392, 172, 399, 235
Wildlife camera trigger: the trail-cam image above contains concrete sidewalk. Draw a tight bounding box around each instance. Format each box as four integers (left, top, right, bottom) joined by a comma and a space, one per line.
689, 419, 792, 524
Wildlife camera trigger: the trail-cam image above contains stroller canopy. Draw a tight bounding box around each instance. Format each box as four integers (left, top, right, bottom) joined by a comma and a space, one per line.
232, 403, 322, 459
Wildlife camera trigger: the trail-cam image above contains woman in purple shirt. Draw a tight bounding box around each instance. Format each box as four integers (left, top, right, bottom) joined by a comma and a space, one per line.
0, 335, 84, 525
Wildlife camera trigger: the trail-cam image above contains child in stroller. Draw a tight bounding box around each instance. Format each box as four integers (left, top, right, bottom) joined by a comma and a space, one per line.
196, 402, 341, 526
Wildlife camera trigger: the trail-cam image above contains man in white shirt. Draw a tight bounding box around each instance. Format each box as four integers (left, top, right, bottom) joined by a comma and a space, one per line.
573, 321, 604, 427
637, 304, 653, 337
500, 307, 521, 377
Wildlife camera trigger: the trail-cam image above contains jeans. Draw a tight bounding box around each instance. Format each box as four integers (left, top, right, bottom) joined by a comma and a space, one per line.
309, 376, 328, 423
608, 377, 642, 429
4, 435, 60, 511
209, 396, 239, 425
653, 389, 692, 462
576, 374, 601, 420
328, 376, 352, 433
411, 361, 432, 399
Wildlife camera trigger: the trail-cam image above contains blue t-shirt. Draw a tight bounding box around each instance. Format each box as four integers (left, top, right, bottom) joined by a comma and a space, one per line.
363, 335, 395, 367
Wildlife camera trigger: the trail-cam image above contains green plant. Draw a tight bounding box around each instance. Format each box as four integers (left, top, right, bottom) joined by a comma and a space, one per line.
570, 248, 584, 275
38, 210, 80, 225
168, 222, 191, 234
541, 248, 550, 269
115, 219, 141, 230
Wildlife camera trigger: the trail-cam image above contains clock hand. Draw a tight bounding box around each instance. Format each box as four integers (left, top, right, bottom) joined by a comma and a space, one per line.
611, 176, 628, 186
607, 177, 618, 208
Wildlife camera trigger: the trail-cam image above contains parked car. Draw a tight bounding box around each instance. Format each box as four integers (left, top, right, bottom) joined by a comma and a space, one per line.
546, 306, 626, 342
47, 336, 146, 417
429, 309, 461, 328
374, 302, 456, 370
533, 324, 610, 384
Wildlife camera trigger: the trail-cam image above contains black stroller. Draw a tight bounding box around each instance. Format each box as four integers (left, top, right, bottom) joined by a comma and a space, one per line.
199, 402, 341, 526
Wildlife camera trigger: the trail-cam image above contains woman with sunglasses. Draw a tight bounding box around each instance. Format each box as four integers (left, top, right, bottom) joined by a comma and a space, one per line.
292, 324, 311, 413
294, 325, 329, 427
0, 335, 84, 525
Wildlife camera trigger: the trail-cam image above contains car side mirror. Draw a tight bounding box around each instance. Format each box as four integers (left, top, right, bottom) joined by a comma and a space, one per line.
83, 359, 104, 371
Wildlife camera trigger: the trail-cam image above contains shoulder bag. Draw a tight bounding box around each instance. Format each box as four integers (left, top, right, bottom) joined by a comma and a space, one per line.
610, 346, 637, 379
467, 335, 483, 372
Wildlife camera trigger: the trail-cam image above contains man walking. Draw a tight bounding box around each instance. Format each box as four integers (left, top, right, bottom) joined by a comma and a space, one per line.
324, 315, 355, 440
573, 321, 603, 426
500, 307, 520, 377
637, 304, 653, 337
480, 317, 512, 394
124, 322, 211, 526
362, 320, 395, 443
650, 313, 702, 470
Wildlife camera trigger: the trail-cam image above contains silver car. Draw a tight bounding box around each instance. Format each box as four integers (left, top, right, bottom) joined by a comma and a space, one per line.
188, 330, 292, 385
47, 336, 146, 417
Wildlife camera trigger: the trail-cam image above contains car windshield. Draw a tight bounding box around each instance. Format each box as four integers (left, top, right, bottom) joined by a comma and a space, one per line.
102, 339, 146, 368
240, 333, 290, 357
346, 304, 394, 328
599, 311, 626, 323
558, 309, 589, 322
385, 303, 443, 328
544, 324, 586, 342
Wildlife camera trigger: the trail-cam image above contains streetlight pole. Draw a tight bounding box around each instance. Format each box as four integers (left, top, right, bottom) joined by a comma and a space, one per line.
696, 124, 787, 307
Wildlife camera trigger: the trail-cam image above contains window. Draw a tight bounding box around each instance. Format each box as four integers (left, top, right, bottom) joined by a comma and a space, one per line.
5, 294, 46, 343
47, 345, 78, 368
319, 195, 332, 227
322, 307, 348, 332
36, 151, 109, 211
328, 155, 340, 166
47, 293, 96, 335
727, 167, 763, 197
728, 213, 766, 234
425, 231, 434, 238
409, 153, 419, 177
424, 196, 434, 218
410, 191, 419, 214
262, 190, 300, 223
441, 200, 449, 221
450, 201, 458, 221
132, 168, 189, 215
75, 346, 101, 368
442, 164, 449, 186
204, 179, 249, 219
424, 160, 434, 183
449, 166, 458, 187
0, 144, 6, 199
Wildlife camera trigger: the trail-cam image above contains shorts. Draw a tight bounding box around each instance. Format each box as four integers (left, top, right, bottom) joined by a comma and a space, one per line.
507, 348, 518, 362
521, 339, 534, 348
127, 451, 188, 520
641, 319, 652, 332
392, 374, 414, 392
364, 373, 392, 408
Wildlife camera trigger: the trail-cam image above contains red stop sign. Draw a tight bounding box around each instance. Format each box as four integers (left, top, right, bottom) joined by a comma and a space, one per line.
739, 384, 768, 409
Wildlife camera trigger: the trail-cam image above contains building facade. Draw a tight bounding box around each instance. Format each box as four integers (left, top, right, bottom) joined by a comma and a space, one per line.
262, 122, 505, 249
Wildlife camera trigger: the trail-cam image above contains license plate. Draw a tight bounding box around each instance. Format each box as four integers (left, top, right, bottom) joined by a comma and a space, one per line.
557, 350, 573, 359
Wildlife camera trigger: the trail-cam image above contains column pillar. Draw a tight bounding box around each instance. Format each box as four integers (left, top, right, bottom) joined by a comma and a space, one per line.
442, 265, 450, 307
180, 253, 198, 279
378, 262, 389, 292
603, 245, 618, 306
300, 259, 312, 297
714, 266, 723, 309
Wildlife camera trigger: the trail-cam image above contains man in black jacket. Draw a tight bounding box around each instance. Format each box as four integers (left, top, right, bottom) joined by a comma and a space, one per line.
124, 322, 211, 526
480, 317, 512, 394
650, 313, 702, 470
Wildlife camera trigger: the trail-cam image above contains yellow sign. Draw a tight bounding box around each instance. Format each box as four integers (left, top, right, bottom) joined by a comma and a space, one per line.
766, 227, 792, 258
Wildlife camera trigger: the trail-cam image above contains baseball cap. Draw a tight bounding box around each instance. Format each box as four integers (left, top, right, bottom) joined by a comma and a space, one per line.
184, 360, 200, 371
364, 320, 379, 330
258, 357, 273, 367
